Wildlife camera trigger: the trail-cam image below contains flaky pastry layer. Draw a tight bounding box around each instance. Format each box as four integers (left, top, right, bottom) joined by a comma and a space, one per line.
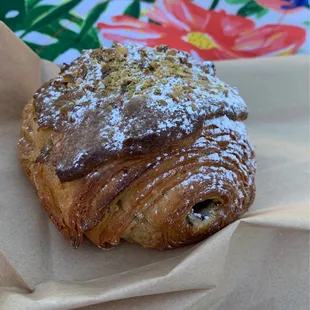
19, 44, 256, 249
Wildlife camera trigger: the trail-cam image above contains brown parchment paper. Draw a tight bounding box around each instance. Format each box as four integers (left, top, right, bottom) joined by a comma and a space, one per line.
0, 22, 309, 310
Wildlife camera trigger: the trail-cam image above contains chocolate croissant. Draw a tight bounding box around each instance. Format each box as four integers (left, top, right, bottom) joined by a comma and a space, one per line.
19, 44, 256, 250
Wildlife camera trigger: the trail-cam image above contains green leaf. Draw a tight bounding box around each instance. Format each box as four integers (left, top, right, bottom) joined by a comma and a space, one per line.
22, 0, 83, 37
28, 9, 100, 47
39, 23, 77, 42
39, 21, 99, 48
26, 0, 42, 10
24, 21, 100, 62
23, 4, 54, 28
11, 4, 54, 32
15, 4, 82, 32
62, 12, 100, 46
124, 0, 140, 18
237, 0, 266, 17
65, 12, 83, 26
17, 0, 102, 61
255, 7, 268, 18
78, 1, 110, 41
25, 40, 73, 61
34, 35, 99, 61
210, 0, 220, 9
0, 0, 27, 31
304, 21, 310, 26
140, 0, 155, 2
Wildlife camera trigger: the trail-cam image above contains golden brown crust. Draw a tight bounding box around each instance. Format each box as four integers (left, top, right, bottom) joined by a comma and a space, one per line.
30, 44, 248, 182
19, 44, 256, 249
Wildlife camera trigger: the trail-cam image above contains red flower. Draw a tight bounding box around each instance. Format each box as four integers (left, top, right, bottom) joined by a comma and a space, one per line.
97, 0, 306, 60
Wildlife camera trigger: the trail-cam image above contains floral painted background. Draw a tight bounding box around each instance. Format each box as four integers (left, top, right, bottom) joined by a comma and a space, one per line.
1, 0, 309, 64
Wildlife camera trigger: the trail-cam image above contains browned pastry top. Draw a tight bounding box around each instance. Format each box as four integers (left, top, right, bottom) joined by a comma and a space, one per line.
33, 44, 248, 182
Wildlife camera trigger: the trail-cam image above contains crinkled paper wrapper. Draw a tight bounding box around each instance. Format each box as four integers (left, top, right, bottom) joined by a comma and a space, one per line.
0, 23, 309, 310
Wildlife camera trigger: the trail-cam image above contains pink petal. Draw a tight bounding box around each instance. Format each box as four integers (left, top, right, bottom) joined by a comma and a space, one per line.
234, 24, 306, 57
146, 6, 186, 30
162, 0, 214, 31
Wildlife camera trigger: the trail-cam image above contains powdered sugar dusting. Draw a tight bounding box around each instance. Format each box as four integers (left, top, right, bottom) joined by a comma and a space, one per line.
132, 112, 255, 223
32, 43, 250, 180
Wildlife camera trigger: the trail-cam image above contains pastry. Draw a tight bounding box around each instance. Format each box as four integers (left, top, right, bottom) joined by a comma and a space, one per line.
18, 44, 256, 250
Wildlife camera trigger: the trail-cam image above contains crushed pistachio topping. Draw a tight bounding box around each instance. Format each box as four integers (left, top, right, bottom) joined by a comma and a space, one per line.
33, 43, 248, 172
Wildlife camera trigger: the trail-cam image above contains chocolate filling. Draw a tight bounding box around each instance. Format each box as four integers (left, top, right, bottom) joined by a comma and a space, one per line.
186, 199, 219, 226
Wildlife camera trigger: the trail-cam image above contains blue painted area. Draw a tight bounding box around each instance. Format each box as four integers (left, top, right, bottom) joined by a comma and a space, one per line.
281, 0, 309, 9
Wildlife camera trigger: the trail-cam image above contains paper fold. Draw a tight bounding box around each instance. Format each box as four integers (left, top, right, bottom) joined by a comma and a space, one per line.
0, 23, 309, 310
